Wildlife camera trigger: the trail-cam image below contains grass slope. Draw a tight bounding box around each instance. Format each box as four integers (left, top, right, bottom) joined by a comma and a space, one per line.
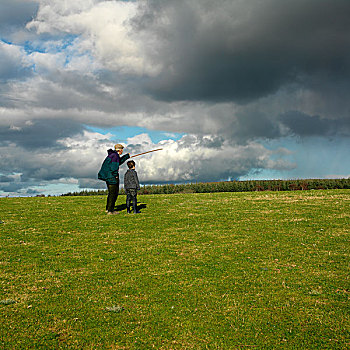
0, 190, 349, 349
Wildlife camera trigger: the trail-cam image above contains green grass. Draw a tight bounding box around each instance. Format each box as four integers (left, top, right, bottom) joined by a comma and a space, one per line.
0, 190, 349, 349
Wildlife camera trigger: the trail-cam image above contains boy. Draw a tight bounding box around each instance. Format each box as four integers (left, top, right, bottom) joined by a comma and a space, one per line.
98, 144, 130, 215
124, 160, 141, 214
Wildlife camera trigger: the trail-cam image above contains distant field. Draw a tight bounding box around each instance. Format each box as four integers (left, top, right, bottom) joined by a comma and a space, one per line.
0, 190, 349, 349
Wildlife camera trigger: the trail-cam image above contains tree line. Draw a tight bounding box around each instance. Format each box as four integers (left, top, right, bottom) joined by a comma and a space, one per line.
61, 178, 350, 196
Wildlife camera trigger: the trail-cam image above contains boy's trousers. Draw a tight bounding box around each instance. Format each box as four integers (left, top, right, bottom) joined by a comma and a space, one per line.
126, 188, 138, 211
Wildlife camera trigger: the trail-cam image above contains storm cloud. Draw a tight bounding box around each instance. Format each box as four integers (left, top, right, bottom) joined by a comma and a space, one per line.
0, 118, 85, 149
137, 0, 350, 103
0, 0, 38, 33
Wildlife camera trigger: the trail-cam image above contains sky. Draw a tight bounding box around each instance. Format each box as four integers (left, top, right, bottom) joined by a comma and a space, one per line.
0, 0, 349, 197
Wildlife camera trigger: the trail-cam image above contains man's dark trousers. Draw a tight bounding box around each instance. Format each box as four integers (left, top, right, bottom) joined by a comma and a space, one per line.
106, 180, 119, 212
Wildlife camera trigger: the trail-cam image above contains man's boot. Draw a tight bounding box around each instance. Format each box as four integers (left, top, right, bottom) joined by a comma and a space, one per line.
126, 198, 132, 213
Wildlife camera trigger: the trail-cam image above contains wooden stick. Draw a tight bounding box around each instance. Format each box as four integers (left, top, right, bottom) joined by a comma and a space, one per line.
130, 148, 163, 158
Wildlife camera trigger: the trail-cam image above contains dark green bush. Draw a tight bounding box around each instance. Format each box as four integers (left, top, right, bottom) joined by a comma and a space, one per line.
62, 178, 350, 196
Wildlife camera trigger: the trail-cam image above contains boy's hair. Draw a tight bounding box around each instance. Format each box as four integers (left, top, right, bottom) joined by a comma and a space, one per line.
127, 160, 135, 169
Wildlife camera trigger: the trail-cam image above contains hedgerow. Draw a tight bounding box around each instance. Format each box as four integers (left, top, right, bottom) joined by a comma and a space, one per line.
62, 178, 350, 196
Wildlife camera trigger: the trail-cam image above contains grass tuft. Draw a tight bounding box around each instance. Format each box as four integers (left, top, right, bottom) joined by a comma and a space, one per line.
0, 299, 16, 305
105, 305, 124, 313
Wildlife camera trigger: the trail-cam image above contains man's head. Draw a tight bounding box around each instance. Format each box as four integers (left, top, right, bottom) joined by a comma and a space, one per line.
127, 160, 135, 169
114, 144, 124, 155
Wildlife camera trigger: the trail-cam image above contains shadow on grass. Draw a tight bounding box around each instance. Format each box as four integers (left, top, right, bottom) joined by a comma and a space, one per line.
115, 203, 147, 212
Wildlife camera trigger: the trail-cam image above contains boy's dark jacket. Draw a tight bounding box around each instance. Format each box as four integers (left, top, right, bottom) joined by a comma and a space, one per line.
124, 169, 140, 190
98, 149, 130, 184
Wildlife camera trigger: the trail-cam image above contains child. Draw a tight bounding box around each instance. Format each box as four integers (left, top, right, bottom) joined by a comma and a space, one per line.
124, 160, 141, 214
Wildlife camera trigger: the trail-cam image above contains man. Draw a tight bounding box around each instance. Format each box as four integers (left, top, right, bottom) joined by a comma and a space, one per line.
98, 144, 130, 215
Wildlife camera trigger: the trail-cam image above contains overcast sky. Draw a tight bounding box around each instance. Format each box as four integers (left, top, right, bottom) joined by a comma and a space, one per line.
0, 0, 349, 196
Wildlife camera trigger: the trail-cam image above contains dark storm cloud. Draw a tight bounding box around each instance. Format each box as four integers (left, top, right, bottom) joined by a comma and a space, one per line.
230, 111, 282, 142
26, 188, 40, 194
0, 119, 85, 149
0, 182, 24, 193
279, 111, 350, 137
78, 178, 105, 190
0, 175, 14, 183
135, 0, 350, 103
0, 0, 38, 34
34, 70, 131, 112
0, 176, 41, 194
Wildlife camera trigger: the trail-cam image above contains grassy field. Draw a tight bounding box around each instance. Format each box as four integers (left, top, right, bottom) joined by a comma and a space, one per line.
0, 190, 349, 349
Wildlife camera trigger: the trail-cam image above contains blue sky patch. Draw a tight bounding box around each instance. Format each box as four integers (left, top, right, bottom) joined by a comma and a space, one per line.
85, 125, 184, 144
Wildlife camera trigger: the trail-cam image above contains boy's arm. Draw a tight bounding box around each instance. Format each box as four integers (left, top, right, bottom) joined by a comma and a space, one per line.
123, 172, 129, 188
134, 171, 140, 190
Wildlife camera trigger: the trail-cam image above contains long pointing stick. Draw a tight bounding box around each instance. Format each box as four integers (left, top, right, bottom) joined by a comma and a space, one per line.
130, 148, 163, 158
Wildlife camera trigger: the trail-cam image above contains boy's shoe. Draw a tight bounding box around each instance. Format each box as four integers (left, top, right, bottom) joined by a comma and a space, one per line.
126, 206, 132, 214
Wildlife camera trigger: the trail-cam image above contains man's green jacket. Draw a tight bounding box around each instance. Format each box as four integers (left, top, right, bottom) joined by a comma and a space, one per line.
98, 149, 130, 184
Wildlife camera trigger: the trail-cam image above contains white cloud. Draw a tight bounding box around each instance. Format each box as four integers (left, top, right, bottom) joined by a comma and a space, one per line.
29, 50, 66, 72
127, 133, 153, 146
123, 134, 295, 184
26, 0, 160, 75
0, 129, 296, 195
0, 40, 26, 62
0, 40, 33, 79
326, 174, 350, 179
